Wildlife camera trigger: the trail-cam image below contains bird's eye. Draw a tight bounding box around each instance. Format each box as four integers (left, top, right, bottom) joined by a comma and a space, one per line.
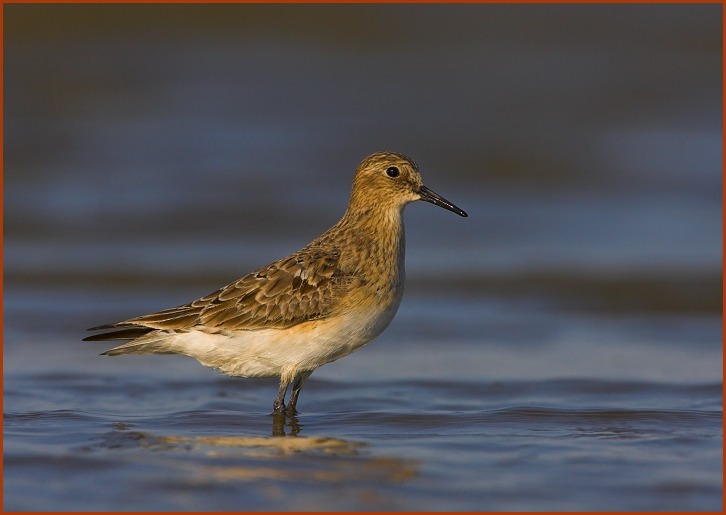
386, 166, 400, 178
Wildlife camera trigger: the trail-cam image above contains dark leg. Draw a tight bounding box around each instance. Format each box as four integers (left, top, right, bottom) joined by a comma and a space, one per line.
272, 379, 289, 415
286, 371, 312, 415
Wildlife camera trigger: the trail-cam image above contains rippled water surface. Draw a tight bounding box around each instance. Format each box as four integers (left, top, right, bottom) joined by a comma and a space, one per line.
4, 4, 722, 511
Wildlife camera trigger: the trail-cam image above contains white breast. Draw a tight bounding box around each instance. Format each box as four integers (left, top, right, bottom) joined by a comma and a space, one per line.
165, 295, 402, 382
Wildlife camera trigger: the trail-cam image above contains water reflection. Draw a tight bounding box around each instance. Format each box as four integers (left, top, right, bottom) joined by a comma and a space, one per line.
89, 420, 417, 486
271, 412, 299, 436
160, 433, 365, 457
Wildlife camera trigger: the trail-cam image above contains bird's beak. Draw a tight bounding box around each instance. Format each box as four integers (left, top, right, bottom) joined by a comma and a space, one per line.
418, 185, 468, 217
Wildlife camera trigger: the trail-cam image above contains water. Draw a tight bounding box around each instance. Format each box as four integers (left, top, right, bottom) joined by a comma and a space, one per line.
5, 374, 721, 511
4, 4, 722, 511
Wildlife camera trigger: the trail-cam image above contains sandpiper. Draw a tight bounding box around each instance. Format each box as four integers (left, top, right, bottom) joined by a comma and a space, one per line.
84, 151, 467, 415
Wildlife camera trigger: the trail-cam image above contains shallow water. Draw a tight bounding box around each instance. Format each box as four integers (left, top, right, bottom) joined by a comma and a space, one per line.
4, 366, 722, 511
4, 4, 722, 511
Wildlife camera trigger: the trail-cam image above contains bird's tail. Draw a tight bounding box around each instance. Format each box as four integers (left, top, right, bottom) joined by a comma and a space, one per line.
84, 325, 176, 356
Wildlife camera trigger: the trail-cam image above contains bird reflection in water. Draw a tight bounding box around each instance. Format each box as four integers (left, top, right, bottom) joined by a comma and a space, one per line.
272, 411, 300, 437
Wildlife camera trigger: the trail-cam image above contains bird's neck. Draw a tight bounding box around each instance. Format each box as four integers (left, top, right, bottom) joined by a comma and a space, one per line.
343, 202, 404, 246
332, 204, 407, 279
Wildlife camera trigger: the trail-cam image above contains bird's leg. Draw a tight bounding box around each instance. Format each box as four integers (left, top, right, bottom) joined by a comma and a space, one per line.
272, 379, 289, 415
286, 371, 312, 415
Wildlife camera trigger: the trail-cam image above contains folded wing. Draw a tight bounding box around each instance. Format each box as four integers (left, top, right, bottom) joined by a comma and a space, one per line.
84, 246, 347, 341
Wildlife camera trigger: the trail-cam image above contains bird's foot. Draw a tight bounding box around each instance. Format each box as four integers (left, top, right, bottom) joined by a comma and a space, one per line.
285, 403, 299, 416
271, 403, 298, 418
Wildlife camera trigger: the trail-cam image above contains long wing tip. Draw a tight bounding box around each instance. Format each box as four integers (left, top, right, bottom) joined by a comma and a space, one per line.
86, 323, 117, 332
83, 326, 153, 342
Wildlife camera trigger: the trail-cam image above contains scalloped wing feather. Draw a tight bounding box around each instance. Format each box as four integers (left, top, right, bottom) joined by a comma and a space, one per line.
116, 247, 347, 332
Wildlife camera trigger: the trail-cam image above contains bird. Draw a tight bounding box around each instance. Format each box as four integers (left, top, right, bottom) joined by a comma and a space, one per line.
84, 151, 467, 415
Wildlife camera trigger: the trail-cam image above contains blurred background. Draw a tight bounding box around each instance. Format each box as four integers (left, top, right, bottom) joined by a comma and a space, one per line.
4, 4, 722, 511
5, 3, 721, 381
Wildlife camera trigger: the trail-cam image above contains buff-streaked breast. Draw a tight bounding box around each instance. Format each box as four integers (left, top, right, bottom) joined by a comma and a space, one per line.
84, 151, 468, 415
